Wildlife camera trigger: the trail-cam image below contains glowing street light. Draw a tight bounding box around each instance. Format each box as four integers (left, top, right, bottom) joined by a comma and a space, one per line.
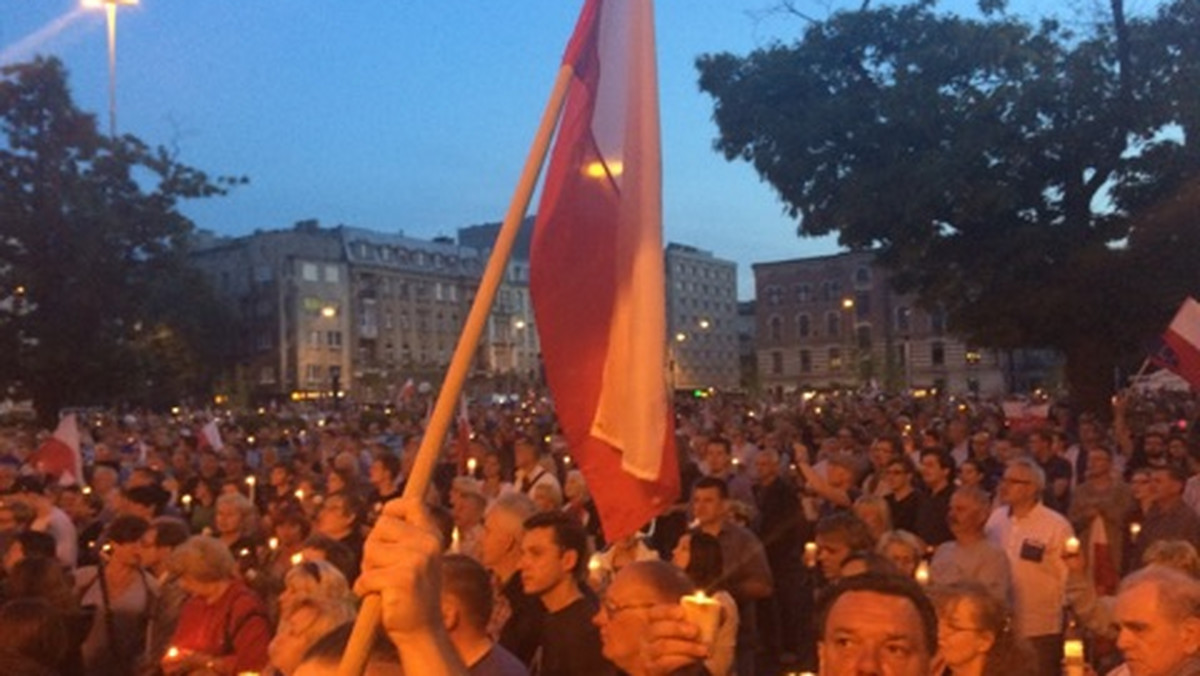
841, 297, 855, 310
82, 0, 138, 138
321, 305, 337, 318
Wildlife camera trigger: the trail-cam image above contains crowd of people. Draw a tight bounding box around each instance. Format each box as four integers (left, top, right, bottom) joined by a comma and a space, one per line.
0, 385, 1196, 675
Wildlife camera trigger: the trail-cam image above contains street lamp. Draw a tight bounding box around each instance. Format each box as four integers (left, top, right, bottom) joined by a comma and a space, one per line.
82, 0, 138, 138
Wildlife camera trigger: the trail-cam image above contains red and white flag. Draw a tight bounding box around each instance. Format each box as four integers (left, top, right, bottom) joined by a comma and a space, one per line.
29, 413, 82, 485
530, 0, 678, 542
1152, 297, 1200, 389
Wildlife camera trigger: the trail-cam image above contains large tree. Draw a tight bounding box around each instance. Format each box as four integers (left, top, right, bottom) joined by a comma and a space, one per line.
0, 57, 241, 423
697, 0, 1200, 413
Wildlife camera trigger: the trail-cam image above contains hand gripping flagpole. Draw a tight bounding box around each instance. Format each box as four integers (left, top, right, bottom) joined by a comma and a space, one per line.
337, 62, 575, 676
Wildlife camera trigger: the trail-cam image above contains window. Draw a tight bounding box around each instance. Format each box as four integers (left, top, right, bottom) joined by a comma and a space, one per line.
301, 262, 319, 282
259, 367, 276, 384
797, 313, 811, 338
771, 351, 783, 375
324, 265, 340, 283
327, 331, 343, 349
965, 348, 983, 365
828, 348, 843, 371
305, 364, 323, 382
769, 315, 782, 341
931, 341, 946, 366
767, 285, 782, 306
826, 312, 841, 338
795, 283, 812, 303
856, 325, 872, 351
931, 308, 947, 336
895, 306, 911, 333
855, 266, 872, 287
855, 291, 871, 318
307, 331, 321, 347
254, 266, 272, 283
799, 350, 812, 373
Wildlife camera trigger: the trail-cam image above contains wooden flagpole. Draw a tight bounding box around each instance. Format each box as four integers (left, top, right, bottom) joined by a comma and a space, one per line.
337, 61, 576, 676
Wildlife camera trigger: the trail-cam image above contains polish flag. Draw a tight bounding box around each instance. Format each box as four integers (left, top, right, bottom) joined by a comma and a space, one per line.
1153, 297, 1200, 389
530, 0, 679, 542
30, 413, 83, 485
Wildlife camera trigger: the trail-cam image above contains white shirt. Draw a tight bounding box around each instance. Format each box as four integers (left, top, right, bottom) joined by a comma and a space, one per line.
985, 502, 1073, 637
32, 506, 78, 570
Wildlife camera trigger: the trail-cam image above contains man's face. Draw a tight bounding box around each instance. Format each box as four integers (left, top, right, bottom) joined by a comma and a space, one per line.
885, 462, 912, 493
1149, 470, 1182, 504
138, 531, 167, 570
815, 534, 852, 581
690, 487, 725, 528
480, 510, 518, 570
755, 453, 778, 484
1115, 582, 1200, 676
998, 467, 1038, 509
316, 496, 353, 535
919, 455, 948, 489
818, 590, 932, 676
215, 502, 243, 536
514, 442, 537, 470
593, 570, 659, 671
519, 526, 574, 597
706, 443, 731, 474
1144, 435, 1166, 459
946, 493, 986, 540
870, 441, 896, 470
1086, 450, 1112, 480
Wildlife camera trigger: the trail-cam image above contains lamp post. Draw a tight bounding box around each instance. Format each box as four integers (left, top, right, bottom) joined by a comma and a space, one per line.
82, 0, 138, 138
841, 298, 855, 387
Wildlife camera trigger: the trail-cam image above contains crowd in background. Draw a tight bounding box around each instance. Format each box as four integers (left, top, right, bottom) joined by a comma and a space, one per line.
0, 385, 1196, 675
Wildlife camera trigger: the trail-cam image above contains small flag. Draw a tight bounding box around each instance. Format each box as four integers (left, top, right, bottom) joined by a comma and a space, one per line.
1151, 298, 1200, 389
29, 413, 82, 485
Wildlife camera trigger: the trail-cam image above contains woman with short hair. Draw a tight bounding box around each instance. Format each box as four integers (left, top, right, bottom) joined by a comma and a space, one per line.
161, 536, 270, 675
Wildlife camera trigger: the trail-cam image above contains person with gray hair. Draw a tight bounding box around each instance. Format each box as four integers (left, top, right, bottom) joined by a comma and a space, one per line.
479, 492, 542, 666
985, 456, 1074, 676
931, 485, 1013, 604
1112, 565, 1200, 676
161, 536, 270, 674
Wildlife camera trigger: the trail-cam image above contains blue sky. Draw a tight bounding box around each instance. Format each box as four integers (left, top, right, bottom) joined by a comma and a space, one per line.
1, 0, 1103, 299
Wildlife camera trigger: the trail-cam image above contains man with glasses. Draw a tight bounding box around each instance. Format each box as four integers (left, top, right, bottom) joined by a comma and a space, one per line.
593, 560, 704, 676
986, 457, 1074, 676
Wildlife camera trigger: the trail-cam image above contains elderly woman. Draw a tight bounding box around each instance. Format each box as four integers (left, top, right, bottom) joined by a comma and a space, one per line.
214, 492, 261, 559
877, 529, 927, 579
161, 536, 270, 675
932, 582, 1034, 676
277, 559, 352, 620
267, 597, 354, 676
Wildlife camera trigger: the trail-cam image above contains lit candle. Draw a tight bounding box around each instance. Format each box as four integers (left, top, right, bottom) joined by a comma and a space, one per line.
804, 542, 818, 568
588, 553, 604, 585
563, 455, 572, 466
915, 560, 931, 586
180, 494, 192, 512
1063, 638, 1085, 676
680, 590, 721, 645
450, 527, 461, 553
166, 646, 180, 660
1129, 522, 1142, 541
245, 475, 256, 503
268, 537, 279, 551
82, 485, 93, 496
1065, 536, 1081, 556
466, 457, 478, 475
239, 548, 251, 558
295, 488, 305, 501
290, 552, 303, 566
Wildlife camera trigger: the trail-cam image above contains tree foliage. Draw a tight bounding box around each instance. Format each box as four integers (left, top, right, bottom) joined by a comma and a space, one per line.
0, 57, 241, 423
697, 0, 1200, 412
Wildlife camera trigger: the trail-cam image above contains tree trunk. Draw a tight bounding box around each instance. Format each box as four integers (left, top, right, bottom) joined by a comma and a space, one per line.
1062, 337, 1119, 421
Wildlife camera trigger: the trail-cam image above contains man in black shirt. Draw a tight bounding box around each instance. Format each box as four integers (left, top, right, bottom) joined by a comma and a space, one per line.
520, 511, 612, 676
915, 448, 955, 547
480, 493, 542, 666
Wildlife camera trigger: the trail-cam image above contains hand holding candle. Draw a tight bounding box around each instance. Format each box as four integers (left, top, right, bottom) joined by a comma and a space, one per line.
803, 541, 818, 568
680, 590, 721, 646
1065, 536, 1081, 556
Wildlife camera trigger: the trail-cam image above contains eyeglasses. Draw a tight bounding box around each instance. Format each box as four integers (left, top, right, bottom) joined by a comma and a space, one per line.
1000, 477, 1033, 486
939, 622, 984, 635
600, 598, 656, 617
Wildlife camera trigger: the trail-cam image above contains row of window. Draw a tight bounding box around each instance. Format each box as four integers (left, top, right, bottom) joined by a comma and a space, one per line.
765, 307, 946, 341
352, 242, 478, 271
766, 341, 980, 375
301, 262, 341, 284
762, 268, 873, 306
671, 262, 735, 283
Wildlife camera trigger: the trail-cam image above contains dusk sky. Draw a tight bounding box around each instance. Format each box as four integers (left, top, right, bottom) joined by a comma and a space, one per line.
4, 0, 1083, 299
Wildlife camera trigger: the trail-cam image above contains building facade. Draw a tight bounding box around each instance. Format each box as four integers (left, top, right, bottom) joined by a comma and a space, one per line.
665, 243, 739, 391
190, 221, 352, 404
753, 251, 1016, 395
